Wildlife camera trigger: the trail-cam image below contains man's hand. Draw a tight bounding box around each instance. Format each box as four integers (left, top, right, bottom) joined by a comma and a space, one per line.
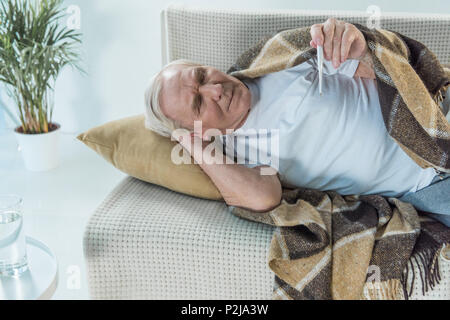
310, 18, 368, 69
172, 130, 201, 154
172, 130, 212, 164
310, 18, 375, 79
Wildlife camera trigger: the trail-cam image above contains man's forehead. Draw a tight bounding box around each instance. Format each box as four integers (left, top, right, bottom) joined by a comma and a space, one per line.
160, 64, 193, 125
162, 64, 184, 80
161, 64, 184, 89
160, 65, 189, 106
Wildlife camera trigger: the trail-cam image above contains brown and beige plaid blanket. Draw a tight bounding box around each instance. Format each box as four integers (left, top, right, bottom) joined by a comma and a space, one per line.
226, 23, 450, 300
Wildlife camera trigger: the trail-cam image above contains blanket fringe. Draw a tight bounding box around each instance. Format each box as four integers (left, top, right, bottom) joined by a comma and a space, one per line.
362, 279, 403, 300
364, 244, 446, 300
433, 83, 450, 106
400, 245, 444, 299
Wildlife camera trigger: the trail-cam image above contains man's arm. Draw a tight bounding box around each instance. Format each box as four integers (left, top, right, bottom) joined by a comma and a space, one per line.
176, 134, 282, 212
201, 160, 282, 212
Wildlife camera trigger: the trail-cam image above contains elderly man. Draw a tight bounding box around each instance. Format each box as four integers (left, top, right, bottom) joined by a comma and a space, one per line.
144, 18, 450, 226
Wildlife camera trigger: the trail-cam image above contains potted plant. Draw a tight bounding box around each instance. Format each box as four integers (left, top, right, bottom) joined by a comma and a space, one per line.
0, 0, 82, 171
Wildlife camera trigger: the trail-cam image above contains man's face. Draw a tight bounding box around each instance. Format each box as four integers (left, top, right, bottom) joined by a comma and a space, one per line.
159, 63, 252, 137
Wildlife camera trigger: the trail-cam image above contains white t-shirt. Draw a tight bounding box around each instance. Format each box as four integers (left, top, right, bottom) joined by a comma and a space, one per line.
220, 56, 437, 197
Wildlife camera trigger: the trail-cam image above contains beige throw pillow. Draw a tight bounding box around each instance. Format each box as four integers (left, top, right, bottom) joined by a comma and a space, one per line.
77, 115, 223, 200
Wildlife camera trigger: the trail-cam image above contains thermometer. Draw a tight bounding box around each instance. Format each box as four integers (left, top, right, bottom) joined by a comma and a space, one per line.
317, 46, 324, 96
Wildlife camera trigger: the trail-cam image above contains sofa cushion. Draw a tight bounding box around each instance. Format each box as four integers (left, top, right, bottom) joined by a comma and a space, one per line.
77, 115, 223, 200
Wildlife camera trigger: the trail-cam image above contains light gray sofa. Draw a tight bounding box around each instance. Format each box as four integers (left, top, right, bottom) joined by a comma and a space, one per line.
83, 4, 450, 300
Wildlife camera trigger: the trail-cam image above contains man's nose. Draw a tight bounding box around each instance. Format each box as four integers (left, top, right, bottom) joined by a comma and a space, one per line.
199, 83, 222, 101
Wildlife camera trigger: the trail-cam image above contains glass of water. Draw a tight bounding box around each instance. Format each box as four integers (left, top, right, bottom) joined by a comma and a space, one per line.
0, 195, 28, 276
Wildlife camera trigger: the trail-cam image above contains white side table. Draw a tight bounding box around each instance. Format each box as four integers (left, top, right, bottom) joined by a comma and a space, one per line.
0, 237, 58, 300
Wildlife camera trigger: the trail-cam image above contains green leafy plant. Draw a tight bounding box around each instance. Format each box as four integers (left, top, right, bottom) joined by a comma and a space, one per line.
0, 0, 82, 134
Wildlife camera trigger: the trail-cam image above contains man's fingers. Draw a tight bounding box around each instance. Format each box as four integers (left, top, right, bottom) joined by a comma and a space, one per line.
310, 24, 324, 46
332, 23, 345, 68
322, 18, 336, 60
340, 25, 355, 63
311, 19, 360, 66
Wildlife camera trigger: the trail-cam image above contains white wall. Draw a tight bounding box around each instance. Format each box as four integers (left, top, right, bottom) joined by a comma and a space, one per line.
1, 0, 449, 134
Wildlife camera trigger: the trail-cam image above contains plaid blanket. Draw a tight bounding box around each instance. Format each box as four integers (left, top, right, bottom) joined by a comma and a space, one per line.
226, 23, 450, 300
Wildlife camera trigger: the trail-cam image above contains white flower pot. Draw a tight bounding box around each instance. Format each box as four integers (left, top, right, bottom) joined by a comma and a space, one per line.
13, 123, 61, 172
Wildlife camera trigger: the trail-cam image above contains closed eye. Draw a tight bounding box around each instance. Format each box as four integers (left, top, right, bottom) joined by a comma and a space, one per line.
191, 67, 207, 115
192, 94, 202, 116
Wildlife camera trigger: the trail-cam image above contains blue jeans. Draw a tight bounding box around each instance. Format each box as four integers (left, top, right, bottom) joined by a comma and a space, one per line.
398, 172, 450, 227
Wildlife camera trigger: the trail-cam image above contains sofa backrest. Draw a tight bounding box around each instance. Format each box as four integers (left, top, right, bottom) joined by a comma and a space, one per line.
161, 4, 450, 71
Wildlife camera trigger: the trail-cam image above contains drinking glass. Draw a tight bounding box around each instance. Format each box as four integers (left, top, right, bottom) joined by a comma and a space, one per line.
0, 195, 28, 276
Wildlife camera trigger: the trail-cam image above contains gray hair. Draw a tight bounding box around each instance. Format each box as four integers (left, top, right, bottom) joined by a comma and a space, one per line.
144, 59, 202, 138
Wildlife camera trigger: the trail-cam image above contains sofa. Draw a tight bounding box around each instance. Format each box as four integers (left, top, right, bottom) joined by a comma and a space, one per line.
83, 4, 450, 299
